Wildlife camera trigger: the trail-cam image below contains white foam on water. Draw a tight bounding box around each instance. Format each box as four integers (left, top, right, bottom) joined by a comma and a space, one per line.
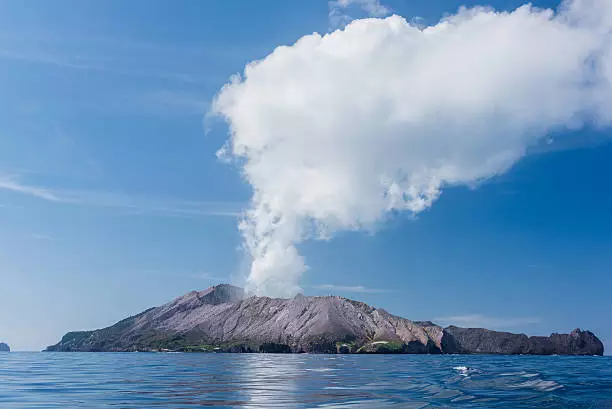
514, 379, 564, 392
453, 366, 471, 377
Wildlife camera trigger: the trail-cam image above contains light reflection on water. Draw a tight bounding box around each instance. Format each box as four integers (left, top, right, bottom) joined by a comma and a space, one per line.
0, 352, 610, 408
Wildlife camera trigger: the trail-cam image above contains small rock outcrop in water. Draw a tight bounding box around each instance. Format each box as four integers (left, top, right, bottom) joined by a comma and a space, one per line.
0, 343, 9, 352
45, 284, 604, 355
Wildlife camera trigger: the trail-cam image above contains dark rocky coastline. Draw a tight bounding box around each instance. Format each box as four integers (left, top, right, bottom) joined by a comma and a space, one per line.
45, 284, 604, 355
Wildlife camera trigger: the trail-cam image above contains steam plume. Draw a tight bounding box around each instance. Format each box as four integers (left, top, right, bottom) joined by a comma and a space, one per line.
213, 0, 612, 297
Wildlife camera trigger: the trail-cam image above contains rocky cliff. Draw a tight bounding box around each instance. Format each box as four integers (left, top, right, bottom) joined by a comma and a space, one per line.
45, 284, 604, 355
0, 342, 9, 352
444, 326, 603, 355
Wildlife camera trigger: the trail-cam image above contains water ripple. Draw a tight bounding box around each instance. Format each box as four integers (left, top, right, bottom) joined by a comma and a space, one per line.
0, 353, 610, 408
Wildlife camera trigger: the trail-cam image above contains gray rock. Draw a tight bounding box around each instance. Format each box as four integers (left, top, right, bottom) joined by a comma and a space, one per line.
45, 284, 604, 356
0, 342, 9, 352
443, 326, 604, 355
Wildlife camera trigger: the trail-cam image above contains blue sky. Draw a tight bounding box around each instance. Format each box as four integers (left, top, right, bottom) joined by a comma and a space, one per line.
0, 0, 611, 353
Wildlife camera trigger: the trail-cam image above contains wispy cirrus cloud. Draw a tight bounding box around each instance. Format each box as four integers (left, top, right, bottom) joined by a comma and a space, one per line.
0, 30, 267, 86
312, 284, 389, 293
187, 272, 231, 282
0, 174, 243, 218
0, 48, 207, 85
30, 233, 56, 241
138, 269, 231, 283
0, 175, 61, 202
434, 314, 541, 329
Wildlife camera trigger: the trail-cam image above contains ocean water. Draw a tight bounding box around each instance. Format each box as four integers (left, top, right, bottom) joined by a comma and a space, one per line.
0, 353, 610, 408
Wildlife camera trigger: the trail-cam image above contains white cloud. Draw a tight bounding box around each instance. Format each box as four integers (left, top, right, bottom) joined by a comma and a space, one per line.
213, 0, 612, 297
434, 314, 541, 329
337, 0, 390, 17
312, 284, 388, 293
0, 174, 61, 202
328, 0, 391, 29
138, 270, 233, 285
187, 272, 230, 282
0, 48, 206, 84
0, 174, 242, 218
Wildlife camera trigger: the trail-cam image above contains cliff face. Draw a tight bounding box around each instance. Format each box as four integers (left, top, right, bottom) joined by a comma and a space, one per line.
444, 326, 603, 355
45, 284, 604, 355
0, 342, 9, 352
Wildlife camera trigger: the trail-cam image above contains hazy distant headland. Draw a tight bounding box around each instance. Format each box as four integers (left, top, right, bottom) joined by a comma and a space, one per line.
45, 284, 603, 355
0, 342, 9, 352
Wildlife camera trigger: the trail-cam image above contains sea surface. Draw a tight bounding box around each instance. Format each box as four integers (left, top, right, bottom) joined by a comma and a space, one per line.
0, 353, 610, 408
